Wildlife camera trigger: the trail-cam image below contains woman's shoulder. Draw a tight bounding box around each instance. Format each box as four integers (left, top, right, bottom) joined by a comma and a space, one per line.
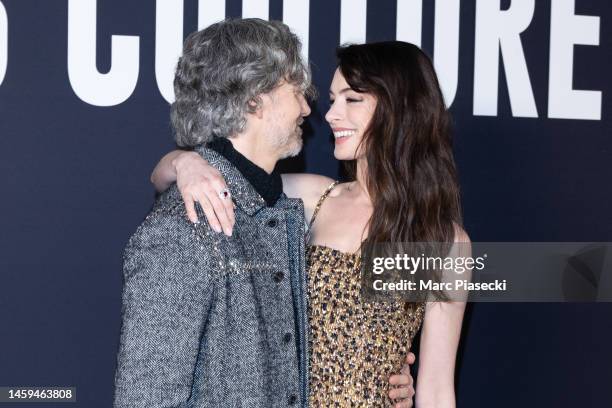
281, 173, 337, 215
452, 222, 471, 244
449, 222, 471, 259
281, 173, 336, 200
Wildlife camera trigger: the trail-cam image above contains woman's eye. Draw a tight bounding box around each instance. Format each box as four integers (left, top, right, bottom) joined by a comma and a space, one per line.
329, 99, 335, 104
346, 98, 362, 103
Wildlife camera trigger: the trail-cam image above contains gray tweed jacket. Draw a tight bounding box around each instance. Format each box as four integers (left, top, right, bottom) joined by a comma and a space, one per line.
113, 147, 310, 407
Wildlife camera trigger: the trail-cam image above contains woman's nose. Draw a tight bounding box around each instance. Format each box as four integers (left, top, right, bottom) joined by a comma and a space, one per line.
325, 102, 341, 123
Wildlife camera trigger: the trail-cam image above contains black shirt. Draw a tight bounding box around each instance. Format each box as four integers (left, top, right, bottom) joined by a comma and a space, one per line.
207, 137, 283, 207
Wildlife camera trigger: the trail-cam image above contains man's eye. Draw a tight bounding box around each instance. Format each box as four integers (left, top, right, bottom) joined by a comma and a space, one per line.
329, 99, 335, 104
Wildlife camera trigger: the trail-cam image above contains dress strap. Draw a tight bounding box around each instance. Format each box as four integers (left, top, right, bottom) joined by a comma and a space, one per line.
308, 180, 340, 231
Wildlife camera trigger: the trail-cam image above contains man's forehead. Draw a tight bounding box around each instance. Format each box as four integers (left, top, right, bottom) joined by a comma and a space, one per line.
275, 80, 303, 93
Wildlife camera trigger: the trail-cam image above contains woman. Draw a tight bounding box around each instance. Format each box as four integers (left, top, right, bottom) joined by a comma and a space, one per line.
153, 41, 468, 407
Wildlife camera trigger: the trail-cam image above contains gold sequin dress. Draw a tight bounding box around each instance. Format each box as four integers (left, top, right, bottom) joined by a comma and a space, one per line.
306, 181, 425, 407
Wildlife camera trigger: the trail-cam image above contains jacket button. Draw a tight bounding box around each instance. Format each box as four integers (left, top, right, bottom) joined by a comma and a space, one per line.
267, 218, 278, 228
273, 271, 285, 282
288, 394, 297, 405
283, 333, 292, 343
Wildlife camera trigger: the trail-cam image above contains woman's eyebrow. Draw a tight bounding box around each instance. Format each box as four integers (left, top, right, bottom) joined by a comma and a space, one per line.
329, 87, 352, 96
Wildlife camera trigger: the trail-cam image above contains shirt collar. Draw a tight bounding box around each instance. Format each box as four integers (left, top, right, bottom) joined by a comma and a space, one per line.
206, 137, 283, 207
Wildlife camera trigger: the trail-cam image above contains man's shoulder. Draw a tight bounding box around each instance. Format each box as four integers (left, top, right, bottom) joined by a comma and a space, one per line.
151, 183, 208, 222
122, 186, 222, 276
128, 185, 216, 246
152, 183, 186, 215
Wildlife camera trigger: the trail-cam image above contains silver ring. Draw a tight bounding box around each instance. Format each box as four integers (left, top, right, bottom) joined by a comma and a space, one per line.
218, 188, 231, 200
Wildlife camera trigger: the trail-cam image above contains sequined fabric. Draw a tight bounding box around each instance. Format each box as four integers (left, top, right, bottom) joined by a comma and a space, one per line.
306, 246, 425, 407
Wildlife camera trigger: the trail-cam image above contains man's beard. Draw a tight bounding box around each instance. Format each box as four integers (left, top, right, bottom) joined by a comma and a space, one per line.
276, 126, 303, 159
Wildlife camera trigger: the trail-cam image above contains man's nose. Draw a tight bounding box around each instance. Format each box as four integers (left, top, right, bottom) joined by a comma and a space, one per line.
300, 96, 311, 116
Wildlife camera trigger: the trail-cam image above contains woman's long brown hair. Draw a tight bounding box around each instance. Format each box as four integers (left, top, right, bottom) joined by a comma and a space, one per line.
338, 41, 462, 251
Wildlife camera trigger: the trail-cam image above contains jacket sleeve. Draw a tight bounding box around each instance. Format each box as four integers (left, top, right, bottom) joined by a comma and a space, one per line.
113, 210, 216, 407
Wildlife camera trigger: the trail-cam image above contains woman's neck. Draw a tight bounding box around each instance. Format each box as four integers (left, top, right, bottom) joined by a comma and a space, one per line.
348, 158, 371, 202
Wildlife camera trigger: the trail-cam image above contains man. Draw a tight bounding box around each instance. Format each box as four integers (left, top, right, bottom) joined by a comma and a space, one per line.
114, 18, 415, 407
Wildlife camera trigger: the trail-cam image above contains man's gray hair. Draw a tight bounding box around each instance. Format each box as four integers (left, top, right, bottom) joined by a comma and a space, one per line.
171, 18, 314, 147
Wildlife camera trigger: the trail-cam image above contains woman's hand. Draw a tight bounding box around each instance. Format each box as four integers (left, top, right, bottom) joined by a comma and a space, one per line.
151, 150, 236, 235
174, 152, 235, 235
389, 352, 416, 408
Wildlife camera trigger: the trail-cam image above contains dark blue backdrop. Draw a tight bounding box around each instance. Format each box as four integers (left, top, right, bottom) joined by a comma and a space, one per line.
1, 1, 611, 407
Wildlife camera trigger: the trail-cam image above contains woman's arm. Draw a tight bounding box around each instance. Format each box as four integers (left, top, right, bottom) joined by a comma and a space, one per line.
151, 152, 334, 235
151, 150, 188, 193
414, 227, 470, 408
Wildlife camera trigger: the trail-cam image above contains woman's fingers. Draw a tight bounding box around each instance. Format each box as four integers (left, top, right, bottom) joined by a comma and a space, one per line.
175, 154, 235, 233
221, 189, 236, 225
184, 193, 199, 224
393, 397, 414, 408
404, 352, 416, 366
176, 166, 235, 235
209, 170, 236, 226
177, 183, 199, 224
196, 195, 223, 233
389, 373, 412, 386
389, 384, 414, 398
203, 185, 234, 236
389, 367, 414, 407
389, 382, 415, 407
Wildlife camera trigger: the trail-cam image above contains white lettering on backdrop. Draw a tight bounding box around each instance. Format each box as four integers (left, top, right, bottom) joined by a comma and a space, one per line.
67, 0, 140, 106
54, 0, 604, 119
340, 0, 367, 44
473, 0, 538, 118
548, 0, 601, 120
433, 0, 460, 106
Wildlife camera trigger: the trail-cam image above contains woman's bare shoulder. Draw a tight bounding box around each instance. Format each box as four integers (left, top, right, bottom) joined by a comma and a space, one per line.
452, 222, 471, 244
281, 173, 336, 207
448, 222, 472, 259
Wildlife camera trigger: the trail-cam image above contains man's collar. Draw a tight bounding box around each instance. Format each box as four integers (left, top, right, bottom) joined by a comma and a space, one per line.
205, 137, 283, 207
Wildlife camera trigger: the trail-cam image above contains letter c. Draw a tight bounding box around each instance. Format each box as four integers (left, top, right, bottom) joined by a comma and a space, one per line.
67, 0, 140, 106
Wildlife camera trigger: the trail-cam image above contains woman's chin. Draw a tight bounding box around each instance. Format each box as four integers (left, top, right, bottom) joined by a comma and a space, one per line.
333, 147, 358, 161
333, 151, 349, 161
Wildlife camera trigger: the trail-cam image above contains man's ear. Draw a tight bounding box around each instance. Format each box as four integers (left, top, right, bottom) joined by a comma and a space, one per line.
247, 97, 264, 119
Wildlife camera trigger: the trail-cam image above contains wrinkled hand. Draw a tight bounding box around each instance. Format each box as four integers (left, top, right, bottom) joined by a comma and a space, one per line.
174, 151, 235, 235
388, 352, 416, 408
